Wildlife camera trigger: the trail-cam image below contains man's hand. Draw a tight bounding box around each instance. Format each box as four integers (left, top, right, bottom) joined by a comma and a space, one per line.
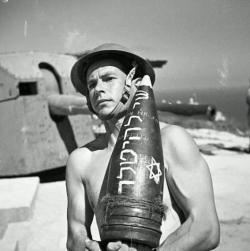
85, 239, 102, 251
107, 241, 137, 251
85, 239, 137, 251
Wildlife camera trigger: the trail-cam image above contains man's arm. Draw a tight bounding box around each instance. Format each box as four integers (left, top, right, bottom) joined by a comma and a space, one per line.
159, 125, 220, 251
66, 148, 94, 251
66, 148, 134, 251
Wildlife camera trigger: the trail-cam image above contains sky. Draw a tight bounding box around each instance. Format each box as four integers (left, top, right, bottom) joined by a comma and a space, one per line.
0, 0, 250, 93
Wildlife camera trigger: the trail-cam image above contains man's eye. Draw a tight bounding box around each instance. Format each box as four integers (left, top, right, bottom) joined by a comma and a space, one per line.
104, 77, 114, 82
87, 82, 95, 89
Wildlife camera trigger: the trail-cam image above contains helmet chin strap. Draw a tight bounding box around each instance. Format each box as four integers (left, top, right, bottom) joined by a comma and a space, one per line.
103, 84, 137, 120
99, 66, 138, 121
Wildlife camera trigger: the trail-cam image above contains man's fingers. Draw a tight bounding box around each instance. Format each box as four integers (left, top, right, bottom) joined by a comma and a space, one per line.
85, 239, 102, 251
107, 242, 138, 251
107, 241, 122, 250
119, 243, 137, 251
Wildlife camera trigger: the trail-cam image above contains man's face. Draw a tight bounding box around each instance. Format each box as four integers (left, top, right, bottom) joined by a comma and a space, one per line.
86, 59, 127, 119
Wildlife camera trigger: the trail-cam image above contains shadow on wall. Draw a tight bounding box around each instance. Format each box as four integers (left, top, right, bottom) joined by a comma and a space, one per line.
38, 62, 78, 154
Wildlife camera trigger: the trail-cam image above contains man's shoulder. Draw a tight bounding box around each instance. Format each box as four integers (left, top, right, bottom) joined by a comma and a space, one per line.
66, 135, 109, 181
66, 147, 92, 172
160, 123, 189, 140
160, 123, 204, 171
160, 123, 199, 156
67, 135, 108, 166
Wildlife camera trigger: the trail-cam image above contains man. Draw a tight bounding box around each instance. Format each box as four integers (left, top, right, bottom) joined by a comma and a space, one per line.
66, 43, 220, 251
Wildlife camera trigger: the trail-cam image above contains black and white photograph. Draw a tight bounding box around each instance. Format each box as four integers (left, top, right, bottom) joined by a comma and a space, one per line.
0, 1, 250, 250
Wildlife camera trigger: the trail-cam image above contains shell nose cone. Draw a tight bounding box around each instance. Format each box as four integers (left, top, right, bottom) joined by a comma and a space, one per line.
140, 75, 152, 88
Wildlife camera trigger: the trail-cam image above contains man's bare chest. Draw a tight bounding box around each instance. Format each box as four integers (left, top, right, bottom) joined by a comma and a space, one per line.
85, 149, 112, 211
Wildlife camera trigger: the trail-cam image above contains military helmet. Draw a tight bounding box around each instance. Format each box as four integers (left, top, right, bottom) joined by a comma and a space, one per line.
70, 43, 155, 96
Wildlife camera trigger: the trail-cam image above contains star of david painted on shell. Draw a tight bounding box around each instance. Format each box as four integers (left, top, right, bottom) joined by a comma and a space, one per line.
146, 157, 162, 184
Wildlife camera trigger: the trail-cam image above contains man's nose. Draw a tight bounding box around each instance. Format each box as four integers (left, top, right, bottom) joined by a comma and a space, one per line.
95, 79, 106, 93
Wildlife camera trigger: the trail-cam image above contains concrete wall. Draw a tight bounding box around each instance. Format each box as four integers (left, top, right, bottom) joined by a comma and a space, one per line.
0, 64, 94, 176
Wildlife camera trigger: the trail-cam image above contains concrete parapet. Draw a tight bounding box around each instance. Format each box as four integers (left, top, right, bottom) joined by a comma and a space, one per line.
0, 221, 30, 251
0, 177, 39, 237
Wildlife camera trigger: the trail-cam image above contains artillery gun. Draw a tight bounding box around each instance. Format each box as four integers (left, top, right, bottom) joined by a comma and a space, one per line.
0, 53, 215, 176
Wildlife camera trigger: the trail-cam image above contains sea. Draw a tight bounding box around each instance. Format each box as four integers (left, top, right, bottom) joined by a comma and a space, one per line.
155, 85, 249, 127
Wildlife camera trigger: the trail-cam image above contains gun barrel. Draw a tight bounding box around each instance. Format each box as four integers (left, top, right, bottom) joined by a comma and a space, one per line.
47, 94, 217, 121
47, 94, 90, 116
156, 103, 217, 120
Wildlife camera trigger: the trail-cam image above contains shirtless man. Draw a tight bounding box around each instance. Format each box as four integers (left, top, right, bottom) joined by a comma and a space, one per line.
66, 43, 220, 251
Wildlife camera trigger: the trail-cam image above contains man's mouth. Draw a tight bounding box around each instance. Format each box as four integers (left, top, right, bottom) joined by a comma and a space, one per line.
96, 99, 111, 106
